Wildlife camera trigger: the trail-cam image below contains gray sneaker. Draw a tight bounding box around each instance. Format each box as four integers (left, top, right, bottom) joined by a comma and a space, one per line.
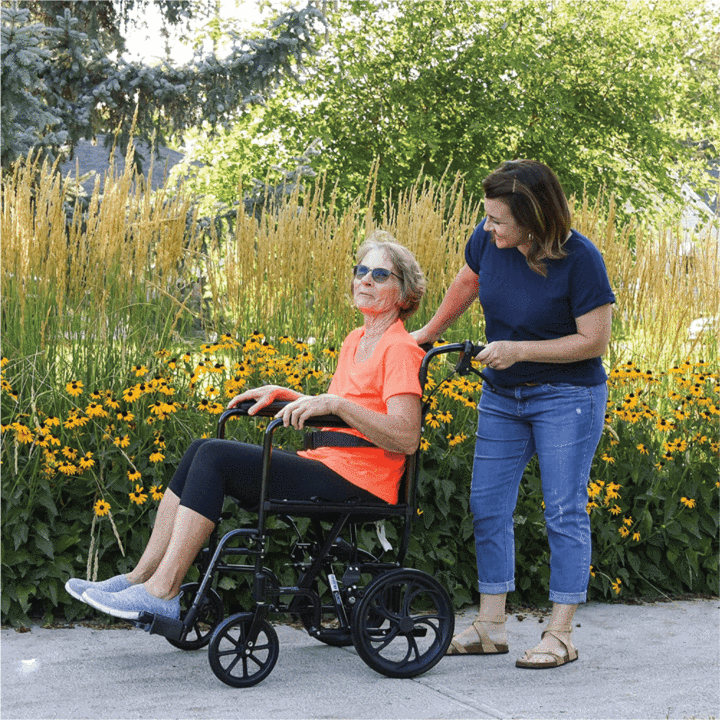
83, 583, 181, 621
65, 574, 132, 602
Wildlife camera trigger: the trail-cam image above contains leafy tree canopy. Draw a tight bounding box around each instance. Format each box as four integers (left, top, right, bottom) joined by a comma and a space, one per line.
195, 0, 718, 218
1, 0, 324, 168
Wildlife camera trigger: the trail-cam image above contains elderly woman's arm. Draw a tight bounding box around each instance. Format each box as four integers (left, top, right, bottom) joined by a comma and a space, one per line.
228, 385, 306, 413
276, 393, 422, 456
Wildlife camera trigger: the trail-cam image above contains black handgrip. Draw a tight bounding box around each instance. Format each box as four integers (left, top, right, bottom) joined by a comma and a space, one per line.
455, 341, 485, 376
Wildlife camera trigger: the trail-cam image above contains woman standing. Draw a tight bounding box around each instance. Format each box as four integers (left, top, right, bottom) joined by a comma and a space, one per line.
413, 160, 615, 668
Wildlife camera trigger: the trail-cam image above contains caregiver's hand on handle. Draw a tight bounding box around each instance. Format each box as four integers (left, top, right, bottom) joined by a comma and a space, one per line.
475, 341, 523, 371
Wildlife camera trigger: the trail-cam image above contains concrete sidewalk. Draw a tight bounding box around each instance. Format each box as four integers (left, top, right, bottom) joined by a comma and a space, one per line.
2, 599, 718, 720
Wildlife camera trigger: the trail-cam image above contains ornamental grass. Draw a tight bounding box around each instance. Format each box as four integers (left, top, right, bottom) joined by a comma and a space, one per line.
1, 145, 718, 626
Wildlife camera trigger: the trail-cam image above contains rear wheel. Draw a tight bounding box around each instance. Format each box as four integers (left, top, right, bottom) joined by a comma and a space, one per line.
351, 568, 454, 678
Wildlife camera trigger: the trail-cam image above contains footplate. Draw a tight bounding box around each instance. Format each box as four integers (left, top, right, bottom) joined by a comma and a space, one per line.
135, 611, 185, 642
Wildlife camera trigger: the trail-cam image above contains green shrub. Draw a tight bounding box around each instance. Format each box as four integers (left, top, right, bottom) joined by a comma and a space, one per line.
2, 337, 717, 626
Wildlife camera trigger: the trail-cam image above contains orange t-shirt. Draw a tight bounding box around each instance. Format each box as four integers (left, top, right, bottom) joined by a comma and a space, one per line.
298, 320, 426, 504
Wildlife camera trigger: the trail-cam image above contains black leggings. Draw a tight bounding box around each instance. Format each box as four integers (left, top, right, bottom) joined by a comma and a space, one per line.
167, 439, 385, 522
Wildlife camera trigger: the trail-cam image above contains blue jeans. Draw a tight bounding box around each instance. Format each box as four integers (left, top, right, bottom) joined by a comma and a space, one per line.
470, 382, 607, 604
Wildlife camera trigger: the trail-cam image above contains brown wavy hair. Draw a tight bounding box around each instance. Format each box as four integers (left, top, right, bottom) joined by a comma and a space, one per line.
482, 160, 571, 277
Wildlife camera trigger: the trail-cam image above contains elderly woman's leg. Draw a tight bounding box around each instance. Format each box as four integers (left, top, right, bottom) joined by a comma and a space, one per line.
125, 488, 181, 584
142, 505, 215, 599
64, 441, 207, 602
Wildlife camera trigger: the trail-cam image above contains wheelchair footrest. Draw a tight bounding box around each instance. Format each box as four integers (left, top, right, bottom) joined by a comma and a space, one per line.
135, 612, 185, 642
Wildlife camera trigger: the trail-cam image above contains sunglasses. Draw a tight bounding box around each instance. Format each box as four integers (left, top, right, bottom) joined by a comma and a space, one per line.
352, 264, 402, 283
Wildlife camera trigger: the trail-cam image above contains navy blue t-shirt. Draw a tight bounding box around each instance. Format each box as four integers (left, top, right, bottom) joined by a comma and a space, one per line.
464, 219, 616, 387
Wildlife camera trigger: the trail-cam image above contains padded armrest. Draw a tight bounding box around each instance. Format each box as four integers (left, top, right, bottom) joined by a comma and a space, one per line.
218, 401, 351, 437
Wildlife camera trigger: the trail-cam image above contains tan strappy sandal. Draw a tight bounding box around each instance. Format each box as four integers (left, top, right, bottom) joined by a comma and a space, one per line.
446, 616, 509, 655
515, 628, 578, 668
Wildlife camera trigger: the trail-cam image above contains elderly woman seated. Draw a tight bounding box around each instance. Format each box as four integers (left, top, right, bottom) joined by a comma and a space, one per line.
65, 233, 427, 621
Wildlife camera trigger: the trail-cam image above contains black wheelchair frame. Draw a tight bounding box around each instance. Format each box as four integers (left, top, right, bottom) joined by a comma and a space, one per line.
133, 341, 485, 687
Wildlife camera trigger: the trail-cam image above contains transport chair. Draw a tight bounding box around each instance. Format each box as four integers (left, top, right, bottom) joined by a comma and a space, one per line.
133, 341, 485, 687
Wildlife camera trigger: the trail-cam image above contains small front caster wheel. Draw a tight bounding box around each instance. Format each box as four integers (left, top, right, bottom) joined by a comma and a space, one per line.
208, 612, 279, 687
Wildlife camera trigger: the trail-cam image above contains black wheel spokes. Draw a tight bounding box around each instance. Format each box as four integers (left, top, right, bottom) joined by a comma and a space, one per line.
209, 613, 280, 687
351, 569, 454, 679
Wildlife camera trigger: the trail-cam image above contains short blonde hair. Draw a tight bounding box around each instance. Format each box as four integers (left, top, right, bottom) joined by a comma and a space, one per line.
354, 231, 427, 320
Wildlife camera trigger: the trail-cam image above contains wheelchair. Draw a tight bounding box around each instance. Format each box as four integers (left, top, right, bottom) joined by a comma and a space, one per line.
132, 341, 485, 687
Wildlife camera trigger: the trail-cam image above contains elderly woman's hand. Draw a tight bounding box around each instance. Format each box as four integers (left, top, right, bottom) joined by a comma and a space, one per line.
227, 385, 302, 415
275, 394, 341, 430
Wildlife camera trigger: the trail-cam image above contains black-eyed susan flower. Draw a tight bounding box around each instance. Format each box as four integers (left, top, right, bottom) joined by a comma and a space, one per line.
58, 461, 78, 475
128, 469, 141, 482
609, 504, 622, 515
132, 364, 149, 377
618, 526, 630, 538
79, 452, 95, 470
636, 443, 649, 454
114, 434, 130, 448
419, 437, 430, 451
85, 402, 109, 419
680, 497, 696, 509
122, 385, 143, 402
94, 499, 111, 517
611, 578, 622, 594
150, 485, 164, 501
66, 380, 83, 397
632, 532, 641, 541
129, 485, 148, 505
605, 481, 622, 499
61, 446, 78, 460
117, 409, 135, 423
149, 450, 165, 463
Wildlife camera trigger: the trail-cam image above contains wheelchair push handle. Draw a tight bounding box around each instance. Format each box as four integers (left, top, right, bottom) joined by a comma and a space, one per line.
419, 340, 486, 388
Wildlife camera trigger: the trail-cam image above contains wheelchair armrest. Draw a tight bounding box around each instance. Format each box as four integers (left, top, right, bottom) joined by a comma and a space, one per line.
217, 402, 351, 439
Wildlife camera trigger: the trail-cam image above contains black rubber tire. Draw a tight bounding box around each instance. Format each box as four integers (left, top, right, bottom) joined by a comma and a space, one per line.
208, 612, 279, 688
166, 583, 224, 651
351, 568, 454, 679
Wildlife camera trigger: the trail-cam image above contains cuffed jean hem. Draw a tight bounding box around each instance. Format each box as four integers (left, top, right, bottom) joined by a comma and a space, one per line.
478, 580, 515, 594
549, 589, 587, 604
